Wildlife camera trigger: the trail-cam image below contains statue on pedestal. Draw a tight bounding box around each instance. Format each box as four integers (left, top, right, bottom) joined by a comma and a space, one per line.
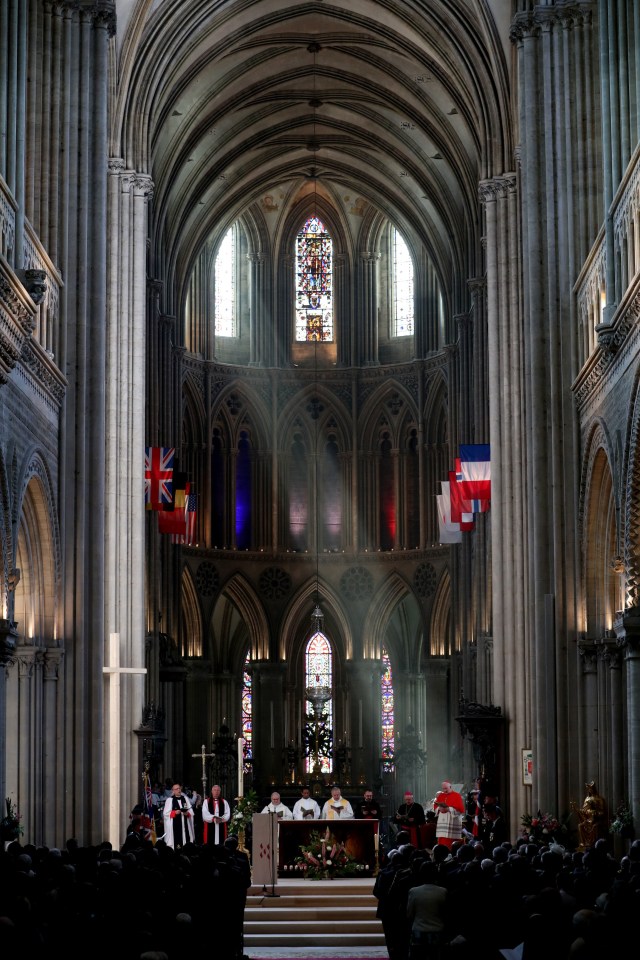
572, 781, 608, 850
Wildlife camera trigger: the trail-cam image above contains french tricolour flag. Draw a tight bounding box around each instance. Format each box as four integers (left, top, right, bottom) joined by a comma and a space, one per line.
437, 483, 463, 544
458, 444, 491, 501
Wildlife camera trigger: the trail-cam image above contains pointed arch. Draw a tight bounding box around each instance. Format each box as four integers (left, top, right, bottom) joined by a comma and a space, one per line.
212, 572, 270, 665
430, 569, 452, 656
14, 452, 59, 644
180, 565, 203, 657
280, 578, 352, 664
580, 424, 619, 636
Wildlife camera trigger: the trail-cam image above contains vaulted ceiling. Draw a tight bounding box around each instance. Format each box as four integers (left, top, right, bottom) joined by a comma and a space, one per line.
113, 0, 513, 309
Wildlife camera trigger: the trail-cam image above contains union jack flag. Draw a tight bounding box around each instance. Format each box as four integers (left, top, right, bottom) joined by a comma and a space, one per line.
145, 447, 174, 510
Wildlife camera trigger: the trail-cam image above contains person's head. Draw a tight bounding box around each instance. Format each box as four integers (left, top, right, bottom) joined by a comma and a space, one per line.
403, 790, 414, 804
441, 780, 452, 793
224, 835, 239, 851
270, 791, 281, 805
331, 784, 341, 799
171, 784, 182, 797
363, 789, 373, 802
211, 784, 221, 798
300, 786, 311, 799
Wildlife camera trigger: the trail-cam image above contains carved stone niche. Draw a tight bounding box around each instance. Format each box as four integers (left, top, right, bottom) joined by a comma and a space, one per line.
456, 698, 505, 796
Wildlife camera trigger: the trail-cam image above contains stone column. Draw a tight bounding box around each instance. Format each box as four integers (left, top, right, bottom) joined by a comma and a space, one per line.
251, 661, 287, 788
614, 613, 640, 825
603, 641, 623, 809
106, 161, 154, 819
247, 251, 264, 366
43, 648, 64, 843
577, 641, 599, 777
345, 660, 382, 786
359, 252, 380, 366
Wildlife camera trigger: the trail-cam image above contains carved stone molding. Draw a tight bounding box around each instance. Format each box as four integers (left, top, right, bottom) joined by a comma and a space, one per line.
0, 271, 36, 383
510, 3, 592, 44
478, 174, 517, 205
43, 648, 64, 680
23, 269, 48, 306
577, 640, 598, 675
0, 619, 18, 665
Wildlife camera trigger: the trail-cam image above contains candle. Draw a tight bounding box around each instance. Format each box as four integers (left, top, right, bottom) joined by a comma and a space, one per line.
238, 737, 244, 797
270, 702, 274, 748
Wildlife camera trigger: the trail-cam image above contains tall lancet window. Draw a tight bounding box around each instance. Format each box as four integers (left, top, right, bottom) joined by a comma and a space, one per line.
381, 646, 395, 771
288, 432, 309, 549
380, 431, 396, 550
215, 225, 236, 337
242, 652, 252, 770
295, 216, 333, 341
393, 227, 414, 337
236, 430, 252, 549
322, 434, 342, 550
305, 632, 333, 773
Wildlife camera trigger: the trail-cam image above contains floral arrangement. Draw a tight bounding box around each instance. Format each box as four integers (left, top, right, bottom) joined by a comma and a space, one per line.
294, 829, 368, 880
1, 797, 23, 842
228, 788, 258, 835
610, 800, 634, 835
521, 810, 565, 842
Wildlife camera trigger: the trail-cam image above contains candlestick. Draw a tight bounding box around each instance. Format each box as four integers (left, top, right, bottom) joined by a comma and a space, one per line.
238, 737, 244, 797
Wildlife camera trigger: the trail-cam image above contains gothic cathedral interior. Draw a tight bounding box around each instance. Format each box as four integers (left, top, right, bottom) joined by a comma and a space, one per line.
1, 0, 639, 848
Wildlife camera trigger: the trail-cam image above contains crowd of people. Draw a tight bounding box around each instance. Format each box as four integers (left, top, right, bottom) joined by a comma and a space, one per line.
0, 832, 251, 960
1, 778, 637, 959
374, 829, 637, 959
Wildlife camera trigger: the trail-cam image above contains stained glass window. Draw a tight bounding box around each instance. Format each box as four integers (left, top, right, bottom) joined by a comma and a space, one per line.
215, 225, 236, 337
242, 652, 252, 771
305, 631, 333, 773
295, 216, 333, 342
393, 228, 414, 337
381, 646, 395, 771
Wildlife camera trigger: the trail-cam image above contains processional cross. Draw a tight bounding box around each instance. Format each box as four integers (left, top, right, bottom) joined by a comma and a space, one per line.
191, 743, 214, 799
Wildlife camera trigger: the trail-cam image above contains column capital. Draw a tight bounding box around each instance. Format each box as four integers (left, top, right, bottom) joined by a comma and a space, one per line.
478, 174, 517, 205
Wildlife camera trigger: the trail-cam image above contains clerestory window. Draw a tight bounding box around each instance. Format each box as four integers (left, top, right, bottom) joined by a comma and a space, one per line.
215, 225, 236, 337
392, 227, 414, 337
295, 216, 333, 342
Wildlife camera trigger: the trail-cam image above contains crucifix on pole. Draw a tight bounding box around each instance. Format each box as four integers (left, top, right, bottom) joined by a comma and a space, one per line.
191, 743, 214, 800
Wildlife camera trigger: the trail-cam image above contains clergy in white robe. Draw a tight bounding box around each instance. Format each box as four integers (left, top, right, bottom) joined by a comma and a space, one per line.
293, 786, 321, 820
261, 790, 293, 819
163, 783, 195, 849
322, 785, 354, 820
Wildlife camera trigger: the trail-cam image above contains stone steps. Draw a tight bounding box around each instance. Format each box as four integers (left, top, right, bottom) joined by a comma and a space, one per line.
244, 877, 386, 949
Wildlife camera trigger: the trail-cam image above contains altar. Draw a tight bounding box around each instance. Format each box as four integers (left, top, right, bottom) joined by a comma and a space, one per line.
277, 818, 379, 877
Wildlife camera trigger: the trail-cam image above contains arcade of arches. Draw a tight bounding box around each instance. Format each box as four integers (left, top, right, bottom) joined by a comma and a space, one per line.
1, 0, 640, 849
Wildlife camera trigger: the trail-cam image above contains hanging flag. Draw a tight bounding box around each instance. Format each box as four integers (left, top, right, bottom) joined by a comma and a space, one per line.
455, 458, 490, 513
437, 484, 462, 544
458, 444, 491, 500
448, 470, 475, 529
171, 491, 197, 545
145, 447, 174, 510
158, 481, 190, 536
